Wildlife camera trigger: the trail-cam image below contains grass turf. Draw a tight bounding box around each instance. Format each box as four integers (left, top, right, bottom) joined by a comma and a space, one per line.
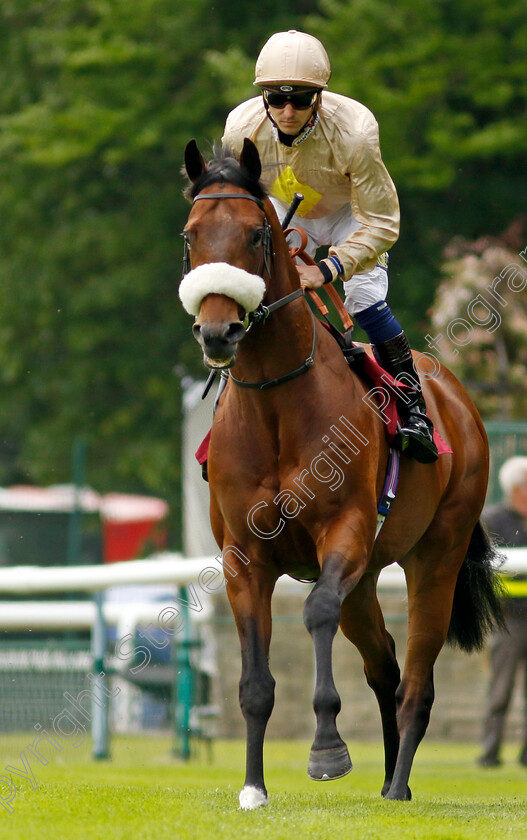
0, 736, 525, 839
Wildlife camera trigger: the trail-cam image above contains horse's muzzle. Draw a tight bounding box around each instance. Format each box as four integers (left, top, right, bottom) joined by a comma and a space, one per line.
192, 320, 246, 368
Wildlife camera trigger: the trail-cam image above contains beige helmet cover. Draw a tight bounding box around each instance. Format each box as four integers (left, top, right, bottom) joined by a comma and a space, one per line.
254, 30, 331, 88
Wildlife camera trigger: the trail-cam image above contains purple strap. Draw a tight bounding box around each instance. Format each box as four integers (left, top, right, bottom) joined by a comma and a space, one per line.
377, 448, 400, 518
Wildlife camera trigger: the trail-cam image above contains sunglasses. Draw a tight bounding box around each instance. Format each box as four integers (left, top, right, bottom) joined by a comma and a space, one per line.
263, 89, 320, 110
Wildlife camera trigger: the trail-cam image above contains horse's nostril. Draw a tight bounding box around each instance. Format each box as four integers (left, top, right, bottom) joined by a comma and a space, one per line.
192, 323, 202, 340
225, 322, 246, 343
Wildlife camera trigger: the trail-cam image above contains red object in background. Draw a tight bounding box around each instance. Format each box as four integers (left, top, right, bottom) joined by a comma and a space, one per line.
0, 486, 170, 565
100, 494, 169, 563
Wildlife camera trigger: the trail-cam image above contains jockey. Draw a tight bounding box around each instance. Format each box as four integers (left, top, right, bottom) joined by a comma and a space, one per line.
222, 30, 438, 463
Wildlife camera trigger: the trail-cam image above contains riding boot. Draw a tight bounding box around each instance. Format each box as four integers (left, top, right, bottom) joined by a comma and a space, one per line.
373, 331, 439, 464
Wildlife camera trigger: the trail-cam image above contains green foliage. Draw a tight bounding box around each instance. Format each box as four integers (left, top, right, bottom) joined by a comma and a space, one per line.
0, 0, 234, 526
205, 47, 255, 109
0, 1, 323, 534
309, 0, 527, 183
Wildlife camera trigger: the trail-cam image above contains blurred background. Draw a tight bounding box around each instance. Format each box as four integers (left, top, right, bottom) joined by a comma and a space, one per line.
0, 0, 526, 757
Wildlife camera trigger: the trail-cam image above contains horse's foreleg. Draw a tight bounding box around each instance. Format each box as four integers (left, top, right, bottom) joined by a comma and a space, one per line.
227, 567, 276, 809
385, 558, 462, 801
303, 553, 354, 780
339, 575, 401, 797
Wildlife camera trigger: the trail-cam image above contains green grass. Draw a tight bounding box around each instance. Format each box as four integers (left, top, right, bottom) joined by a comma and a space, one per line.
0, 736, 525, 839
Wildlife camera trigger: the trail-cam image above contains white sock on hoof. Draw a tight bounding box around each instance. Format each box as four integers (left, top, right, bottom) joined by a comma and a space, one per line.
238, 786, 269, 810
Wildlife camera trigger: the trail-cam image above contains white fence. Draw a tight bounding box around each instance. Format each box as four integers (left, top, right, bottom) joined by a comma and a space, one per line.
0, 548, 525, 628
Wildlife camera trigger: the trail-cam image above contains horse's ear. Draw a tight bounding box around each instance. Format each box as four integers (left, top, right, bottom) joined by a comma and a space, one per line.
185, 139, 207, 183
239, 138, 262, 183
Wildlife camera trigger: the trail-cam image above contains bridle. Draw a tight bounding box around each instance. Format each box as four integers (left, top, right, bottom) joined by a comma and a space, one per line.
182, 192, 273, 285
182, 189, 317, 390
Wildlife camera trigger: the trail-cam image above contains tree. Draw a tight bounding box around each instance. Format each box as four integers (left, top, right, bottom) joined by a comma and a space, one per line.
0, 0, 214, 516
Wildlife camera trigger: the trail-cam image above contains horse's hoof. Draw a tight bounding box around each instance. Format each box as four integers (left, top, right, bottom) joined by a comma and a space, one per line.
239, 786, 269, 810
383, 784, 412, 801
308, 744, 352, 780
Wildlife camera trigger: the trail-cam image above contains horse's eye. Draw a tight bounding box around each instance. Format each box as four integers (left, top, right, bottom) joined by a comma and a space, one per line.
250, 228, 263, 247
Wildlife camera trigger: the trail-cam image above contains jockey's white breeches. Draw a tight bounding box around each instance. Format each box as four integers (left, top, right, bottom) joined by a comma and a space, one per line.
271, 197, 389, 315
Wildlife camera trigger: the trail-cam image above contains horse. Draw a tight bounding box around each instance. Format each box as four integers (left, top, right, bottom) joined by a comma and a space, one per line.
179, 138, 503, 809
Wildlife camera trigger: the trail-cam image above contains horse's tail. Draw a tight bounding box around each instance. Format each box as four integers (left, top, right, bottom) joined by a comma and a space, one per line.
446, 520, 506, 652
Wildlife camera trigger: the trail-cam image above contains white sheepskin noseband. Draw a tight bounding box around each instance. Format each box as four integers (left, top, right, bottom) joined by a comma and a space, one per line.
179, 262, 266, 316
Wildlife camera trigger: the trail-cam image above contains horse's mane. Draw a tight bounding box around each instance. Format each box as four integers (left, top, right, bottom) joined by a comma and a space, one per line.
185, 145, 267, 203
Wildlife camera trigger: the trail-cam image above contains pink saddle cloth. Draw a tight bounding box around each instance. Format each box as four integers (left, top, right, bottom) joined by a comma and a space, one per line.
360, 353, 452, 455
196, 430, 212, 465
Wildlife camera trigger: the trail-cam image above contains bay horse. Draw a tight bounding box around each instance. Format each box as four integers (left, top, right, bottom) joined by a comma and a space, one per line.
179, 139, 502, 808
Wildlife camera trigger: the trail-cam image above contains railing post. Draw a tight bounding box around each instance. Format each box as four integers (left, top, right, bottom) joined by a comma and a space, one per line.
92, 590, 110, 759
173, 588, 194, 760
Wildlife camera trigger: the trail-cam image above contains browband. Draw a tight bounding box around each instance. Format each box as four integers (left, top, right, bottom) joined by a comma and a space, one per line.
193, 193, 265, 211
